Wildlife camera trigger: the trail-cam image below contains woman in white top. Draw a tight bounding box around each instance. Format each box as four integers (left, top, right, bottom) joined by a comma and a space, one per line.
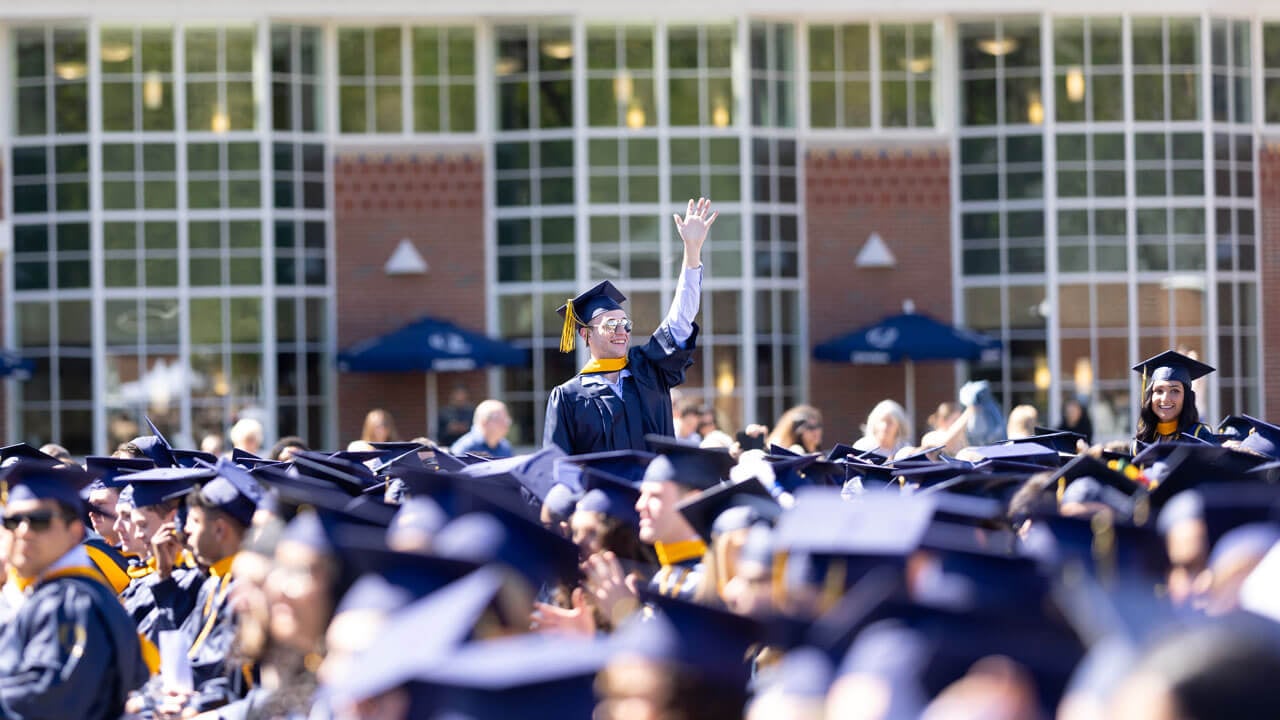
852, 399, 914, 458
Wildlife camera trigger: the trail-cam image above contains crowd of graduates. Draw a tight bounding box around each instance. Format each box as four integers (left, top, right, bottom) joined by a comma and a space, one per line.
0, 383, 1279, 719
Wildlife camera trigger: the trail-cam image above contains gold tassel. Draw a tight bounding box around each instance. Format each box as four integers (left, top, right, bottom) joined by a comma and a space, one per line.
559, 299, 579, 353
1056, 476, 1066, 503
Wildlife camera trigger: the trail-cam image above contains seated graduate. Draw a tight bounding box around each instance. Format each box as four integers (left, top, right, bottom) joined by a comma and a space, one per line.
542, 198, 716, 456
0, 463, 149, 720
1131, 350, 1217, 453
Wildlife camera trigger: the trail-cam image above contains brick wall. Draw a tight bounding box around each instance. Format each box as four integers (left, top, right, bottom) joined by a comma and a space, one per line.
333, 147, 489, 444
1259, 142, 1280, 417
805, 144, 954, 446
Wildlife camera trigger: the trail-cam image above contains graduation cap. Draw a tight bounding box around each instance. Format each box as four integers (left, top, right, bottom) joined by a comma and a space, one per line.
1218, 415, 1254, 440
576, 467, 641, 528
776, 488, 936, 558
920, 472, 1030, 508
891, 446, 946, 464
328, 567, 511, 705
1138, 443, 1271, 510
841, 460, 897, 488
405, 633, 613, 720
1, 462, 96, 511
1132, 349, 1215, 394
643, 435, 735, 491
387, 496, 449, 548
624, 588, 769, 692
290, 451, 376, 495
179, 458, 264, 526
338, 522, 483, 596
541, 483, 581, 524
769, 454, 849, 493
556, 280, 627, 353
129, 416, 179, 468
556, 449, 655, 486
890, 460, 978, 489
1012, 430, 1087, 456
826, 443, 859, 463
1235, 415, 1280, 460
458, 447, 566, 503
84, 456, 155, 489
0, 443, 65, 468
433, 501, 583, 589
1156, 484, 1280, 548
124, 466, 215, 508
676, 477, 780, 544
171, 448, 218, 468
1036, 512, 1169, 583
969, 441, 1062, 468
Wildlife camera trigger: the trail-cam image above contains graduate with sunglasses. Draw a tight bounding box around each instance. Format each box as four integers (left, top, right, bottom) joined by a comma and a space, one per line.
543, 198, 716, 456
0, 463, 148, 720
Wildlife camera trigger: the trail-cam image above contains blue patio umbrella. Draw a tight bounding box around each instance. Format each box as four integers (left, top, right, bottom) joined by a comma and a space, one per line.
812, 301, 1001, 423
338, 316, 529, 437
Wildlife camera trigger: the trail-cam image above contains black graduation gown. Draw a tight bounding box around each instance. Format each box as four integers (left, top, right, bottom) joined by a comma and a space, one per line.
647, 558, 704, 601
0, 568, 148, 720
543, 322, 699, 456
1131, 421, 1217, 455
182, 566, 247, 712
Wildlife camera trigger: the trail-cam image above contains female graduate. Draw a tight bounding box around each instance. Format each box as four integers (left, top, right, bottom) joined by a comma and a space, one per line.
1131, 350, 1217, 453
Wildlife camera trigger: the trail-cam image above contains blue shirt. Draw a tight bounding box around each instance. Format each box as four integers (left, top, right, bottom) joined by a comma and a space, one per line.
450, 428, 514, 458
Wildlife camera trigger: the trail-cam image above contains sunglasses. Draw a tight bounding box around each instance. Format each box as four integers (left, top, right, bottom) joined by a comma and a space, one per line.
3, 509, 65, 532
88, 506, 118, 521
592, 318, 633, 334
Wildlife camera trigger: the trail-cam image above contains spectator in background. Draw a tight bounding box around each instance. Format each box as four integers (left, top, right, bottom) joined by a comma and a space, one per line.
853, 400, 913, 458
1006, 404, 1038, 440
230, 417, 264, 455
697, 407, 735, 449
1060, 397, 1094, 445
437, 386, 473, 447
200, 433, 225, 457
361, 408, 399, 444
674, 398, 705, 444
38, 443, 71, 463
767, 405, 825, 454
449, 400, 514, 458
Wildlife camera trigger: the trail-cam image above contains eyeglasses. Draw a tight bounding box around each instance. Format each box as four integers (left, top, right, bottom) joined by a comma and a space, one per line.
88, 506, 118, 521
3, 509, 64, 532
593, 318, 633, 334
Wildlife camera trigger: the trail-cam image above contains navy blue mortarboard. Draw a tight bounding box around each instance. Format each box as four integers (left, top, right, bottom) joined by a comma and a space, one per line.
557, 449, 655, 486
775, 488, 936, 559
124, 466, 214, 508
432, 449, 469, 473
405, 634, 612, 720
1011, 430, 1087, 456
1132, 349, 1215, 393
183, 458, 264, 526
84, 456, 154, 489
623, 588, 768, 692
459, 446, 566, 503
769, 454, 849, 493
541, 483, 581, 524
171, 448, 218, 468
338, 523, 483, 598
1036, 512, 1168, 583
433, 502, 582, 588
826, 443, 859, 462
1236, 415, 1280, 460
328, 567, 509, 705
387, 496, 448, 548
891, 460, 978, 488
1157, 484, 1280, 549
129, 416, 179, 468
1138, 442, 1269, 510
576, 467, 641, 528
842, 460, 897, 488
556, 280, 627, 353
0, 443, 64, 468
968, 441, 1062, 468
676, 477, 780, 543
644, 435, 735, 491
1218, 415, 1254, 440
290, 451, 375, 495
2, 462, 95, 511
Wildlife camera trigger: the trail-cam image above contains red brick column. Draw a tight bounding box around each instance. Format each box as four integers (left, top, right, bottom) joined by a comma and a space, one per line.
1259, 142, 1280, 417
805, 144, 954, 446
333, 147, 488, 444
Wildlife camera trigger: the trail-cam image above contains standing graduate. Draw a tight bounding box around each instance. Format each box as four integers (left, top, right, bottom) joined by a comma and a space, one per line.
542, 198, 716, 456
0, 463, 148, 720
1132, 350, 1217, 453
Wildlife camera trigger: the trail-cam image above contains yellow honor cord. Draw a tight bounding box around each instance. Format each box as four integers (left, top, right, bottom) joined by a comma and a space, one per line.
559, 299, 580, 353
1156, 420, 1179, 437
654, 539, 707, 567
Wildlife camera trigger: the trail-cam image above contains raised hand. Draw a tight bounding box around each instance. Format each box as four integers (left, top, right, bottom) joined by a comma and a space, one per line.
582, 551, 640, 627
531, 587, 596, 637
673, 197, 717, 267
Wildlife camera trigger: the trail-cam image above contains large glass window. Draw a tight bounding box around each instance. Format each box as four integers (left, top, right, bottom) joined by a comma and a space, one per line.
809, 22, 935, 129
13, 26, 88, 136
100, 27, 175, 131
185, 26, 256, 132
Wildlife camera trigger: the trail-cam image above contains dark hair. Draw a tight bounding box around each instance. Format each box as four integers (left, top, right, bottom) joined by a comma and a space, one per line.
1135, 380, 1200, 443
136, 497, 182, 515
114, 442, 144, 459
186, 486, 245, 529
270, 435, 309, 461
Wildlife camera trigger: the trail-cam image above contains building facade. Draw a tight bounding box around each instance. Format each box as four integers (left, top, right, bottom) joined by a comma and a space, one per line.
2, 1, 1277, 454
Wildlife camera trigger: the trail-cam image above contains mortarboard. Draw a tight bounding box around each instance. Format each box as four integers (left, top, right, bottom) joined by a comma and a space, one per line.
338, 523, 484, 598
290, 451, 376, 495
171, 448, 218, 468
891, 446, 946, 464
1156, 484, 1280, 549
387, 496, 449, 546
1, 462, 96, 511
1236, 415, 1280, 459
124, 466, 214, 508
769, 454, 849, 493
575, 467, 641, 528
842, 460, 897, 488
556, 449, 655, 486
433, 503, 582, 588
179, 458, 264, 526
890, 460, 979, 489
327, 567, 510, 705
130, 416, 179, 468
0, 443, 65, 468
1131, 349, 1215, 394
84, 455, 155, 490
775, 488, 936, 559
643, 435, 735, 491
968, 441, 1062, 468
556, 280, 627, 353
1036, 512, 1169, 583
624, 588, 768, 692
541, 483, 581, 524
458, 446, 566, 503
1218, 415, 1254, 440
826, 443, 859, 462
1012, 430, 1087, 456
676, 476, 780, 543
1138, 443, 1271, 510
